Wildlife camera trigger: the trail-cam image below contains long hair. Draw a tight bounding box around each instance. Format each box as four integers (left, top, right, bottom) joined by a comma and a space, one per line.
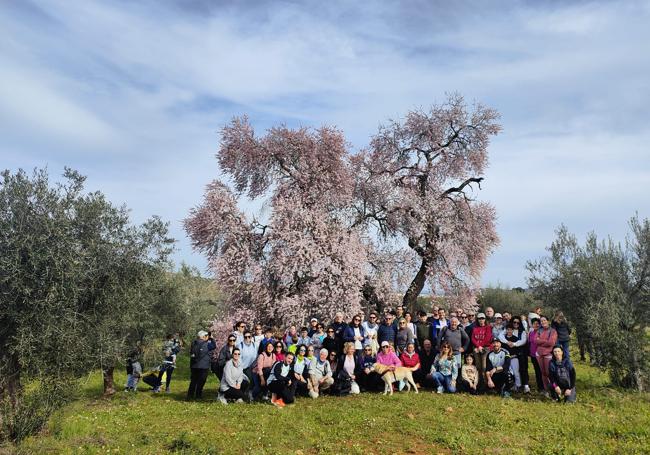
439, 341, 452, 361
553, 311, 566, 324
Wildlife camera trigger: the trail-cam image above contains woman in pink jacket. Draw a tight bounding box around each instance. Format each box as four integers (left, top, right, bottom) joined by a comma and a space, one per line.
535, 315, 558, 395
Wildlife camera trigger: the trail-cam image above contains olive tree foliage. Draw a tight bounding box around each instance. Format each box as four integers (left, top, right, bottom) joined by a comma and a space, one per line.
527, 215, 650, 391
0, 168, 174, 441
478, 286, 539, 318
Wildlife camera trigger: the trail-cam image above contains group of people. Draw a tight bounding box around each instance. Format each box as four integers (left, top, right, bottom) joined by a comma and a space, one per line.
184, 304, 576, 407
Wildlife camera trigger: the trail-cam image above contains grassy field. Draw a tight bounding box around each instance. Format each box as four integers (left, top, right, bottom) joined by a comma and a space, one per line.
8, 353, 650, 455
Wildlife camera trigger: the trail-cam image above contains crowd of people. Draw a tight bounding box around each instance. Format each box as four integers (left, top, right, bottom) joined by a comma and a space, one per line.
178, 304, 576, 407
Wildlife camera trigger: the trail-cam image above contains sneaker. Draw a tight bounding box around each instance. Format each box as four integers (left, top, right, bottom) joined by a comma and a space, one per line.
502, 391, 512, 399
153, 387, 161, 393
271, 397, 281, 407
235, 398, 244, 403
218, 394, 227, 405
309, 390, 318, 399
437, 386, 443, 394
272, 398, 285, 408
523, 385, 531, 394
541, 390, 550, 398
165, 386, 170, 393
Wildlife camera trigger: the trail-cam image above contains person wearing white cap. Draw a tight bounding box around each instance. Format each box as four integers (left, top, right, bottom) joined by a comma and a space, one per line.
187, 330, 215, 400
492, 313, 505, 340
308, 318, 319, 337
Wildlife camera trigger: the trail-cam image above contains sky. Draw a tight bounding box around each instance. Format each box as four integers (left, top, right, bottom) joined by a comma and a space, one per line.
1, 0, 649, 288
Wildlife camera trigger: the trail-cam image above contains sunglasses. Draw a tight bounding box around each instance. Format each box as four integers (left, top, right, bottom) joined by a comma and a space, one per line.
327, 330, 334, 333
275, 345, 283, 349
228, 339, 236, 342
233, 353, 240, 356
299, 349, 306, 353
244, 335, 252, 338
382, 346, 389, 349
364, 348, 372, 351
354, 319, 361, 322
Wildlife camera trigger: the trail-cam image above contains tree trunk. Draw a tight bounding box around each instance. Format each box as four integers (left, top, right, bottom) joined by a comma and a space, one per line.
102, 367, 116, 396
402, 258, 428, 311
1, 353, 22, 408
631, 350, 644, 392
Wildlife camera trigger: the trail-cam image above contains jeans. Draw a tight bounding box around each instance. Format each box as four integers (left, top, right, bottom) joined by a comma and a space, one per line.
433, 372, 456, 393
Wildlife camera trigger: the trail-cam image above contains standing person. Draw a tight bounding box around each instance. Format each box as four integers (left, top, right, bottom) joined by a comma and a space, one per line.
499, 324, 522, 392
404, 312, 417, 340
297, 327, 312, 347
510, 317, 530, 393
528, 318, 544, 393
484, 307, 495, 325
267, 352, 297, 407
471, 313, 492, 389
536, 316, 558, 395
215, 335, 236, 380
331, 312, 348, 354
436, 317, 470, 367
486, 338, 514, 398
239, 331, 257, 395
218, 348, 249, 404
311, 323, 326, 351
308, 318, 319, 337
426, 305, 440, 325
232, 321, 246, 345
395, 305, 405, 321
252, 325, 264, 352
395, 318, 415, 354
322, 327, 337, 356
432, 309, 449, 340
548, 345, 577, 403
492, 313, 505, 339
431, 342, 457, 394
284, 325, 298, 349
253, 341, 276, 400
125, 354, 135, 392
415, 311, 433, 348
155, 349, 176, 393
344, 315, 366, 356
377, 313, 397, 346
551, 311, 572, 360
308, 348, 334, 398
187, 330, 215, 400
257, 328, 275, 355
362, 312, 379, 353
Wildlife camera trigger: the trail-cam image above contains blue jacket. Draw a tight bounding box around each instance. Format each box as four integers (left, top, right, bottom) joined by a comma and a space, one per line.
377, 323, 396, 345
343, 325, 366, 344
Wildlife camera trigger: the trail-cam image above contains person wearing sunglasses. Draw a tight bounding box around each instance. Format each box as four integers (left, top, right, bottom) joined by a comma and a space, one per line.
395, 318, 415, 355
306, 345, 317, 363
358, 345, 381, 391
218, 347, 249, 404
232, 321, 247, 345
377, 314, 397, 347
273, 342, 285, 363
257, 328, 276, 355
322, 328, 337, 357
293, 345, 311, 397
362, 312, 379, 354
214, 335, 237, 381
343, 316, 366, 356
239, 331, 257, 397
308, 348, 334, 398
253, 325, 264, 351
310, 324, 326, 351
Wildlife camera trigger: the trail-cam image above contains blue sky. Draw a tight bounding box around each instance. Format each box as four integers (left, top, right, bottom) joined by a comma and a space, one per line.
2, 0, 649, 287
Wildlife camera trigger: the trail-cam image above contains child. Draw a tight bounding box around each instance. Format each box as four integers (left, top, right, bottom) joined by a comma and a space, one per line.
130, 357, 142, 391
125, 355, 134, 392
460, 355, 479, 394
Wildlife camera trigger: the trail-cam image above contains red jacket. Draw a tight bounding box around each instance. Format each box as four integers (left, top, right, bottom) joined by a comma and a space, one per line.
535, 327, 558, 357
400, 351, 421, 368
471, 325, 493, 349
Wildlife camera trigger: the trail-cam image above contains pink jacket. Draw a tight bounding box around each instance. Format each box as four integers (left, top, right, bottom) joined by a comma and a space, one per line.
377, 350, 402, 367
528, 330, 538, 357
535, 328, 558, 357
254, 352, 276, 375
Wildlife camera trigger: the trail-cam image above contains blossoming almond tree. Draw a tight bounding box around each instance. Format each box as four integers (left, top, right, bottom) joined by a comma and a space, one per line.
186, 94, 501, 328
351, 94, 501, 311
185, 120, 366, 329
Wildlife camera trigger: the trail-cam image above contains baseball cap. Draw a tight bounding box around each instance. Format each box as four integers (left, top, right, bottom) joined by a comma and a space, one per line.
477, 313, 486, 319
197, 330, 208, 337
381, 341, 390, 347
495, 313, 503, 319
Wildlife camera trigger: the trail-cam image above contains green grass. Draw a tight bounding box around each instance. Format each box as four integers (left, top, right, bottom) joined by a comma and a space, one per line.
10, 354, 650, 455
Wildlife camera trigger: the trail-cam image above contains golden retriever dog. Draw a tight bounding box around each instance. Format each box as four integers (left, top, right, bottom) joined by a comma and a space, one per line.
373, 363, 419, 395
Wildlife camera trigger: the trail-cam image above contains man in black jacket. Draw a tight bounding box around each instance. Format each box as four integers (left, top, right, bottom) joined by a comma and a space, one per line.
187, 330, 216, 400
